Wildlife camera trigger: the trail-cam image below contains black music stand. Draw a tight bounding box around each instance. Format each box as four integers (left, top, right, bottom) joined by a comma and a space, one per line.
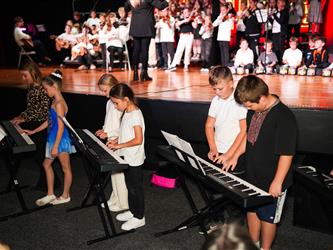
0, 121, 50, 221
155, 145, 229, 237
62, 118, 133, 245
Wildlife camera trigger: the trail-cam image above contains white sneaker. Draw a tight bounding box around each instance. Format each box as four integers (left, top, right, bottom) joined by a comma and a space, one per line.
36, 194, 56, 207
101, 202, 127, 212
121, 217, 145, 231
167, 66, 176, 72
184, 66, 189, 72
50, 196, 71, 205
116, 211, 134, 222
90, 64, 96, 70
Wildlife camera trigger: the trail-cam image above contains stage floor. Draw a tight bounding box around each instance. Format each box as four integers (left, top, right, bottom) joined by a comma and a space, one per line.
0, 66, 333, 110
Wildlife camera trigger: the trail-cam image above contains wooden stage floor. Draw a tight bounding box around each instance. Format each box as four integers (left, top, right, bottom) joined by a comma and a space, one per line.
0, 66, 333, 110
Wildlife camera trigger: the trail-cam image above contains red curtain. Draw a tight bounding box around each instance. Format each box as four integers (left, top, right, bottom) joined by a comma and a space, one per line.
322, 0, 333, 46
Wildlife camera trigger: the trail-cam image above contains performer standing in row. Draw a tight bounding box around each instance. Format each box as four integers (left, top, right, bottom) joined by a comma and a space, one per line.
125, 0, 168, 82
107, 84, 146, 231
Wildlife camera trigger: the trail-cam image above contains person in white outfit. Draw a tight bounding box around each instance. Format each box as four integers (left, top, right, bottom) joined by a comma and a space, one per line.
95, 74, 129, 212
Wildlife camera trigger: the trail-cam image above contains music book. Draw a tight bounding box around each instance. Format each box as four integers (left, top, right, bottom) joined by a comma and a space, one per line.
161, 130, 199, 170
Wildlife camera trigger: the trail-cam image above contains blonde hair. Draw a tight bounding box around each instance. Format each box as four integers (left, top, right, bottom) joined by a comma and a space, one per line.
97, 73, 119, 87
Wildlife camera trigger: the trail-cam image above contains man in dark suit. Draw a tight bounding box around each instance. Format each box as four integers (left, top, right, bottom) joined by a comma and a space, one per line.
125, 0, 168, 81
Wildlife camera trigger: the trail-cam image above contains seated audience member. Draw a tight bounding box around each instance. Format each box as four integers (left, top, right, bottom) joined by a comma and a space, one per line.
306, 36, 330, 75
282, 36, 302, 68
303, 35, 316, 66
55, 24, 77, 63
86, 10, 100, 30
13, 16, 50, 64
258, 40, 278, 71
201, 223, 259, 250
233, 38, 254, 72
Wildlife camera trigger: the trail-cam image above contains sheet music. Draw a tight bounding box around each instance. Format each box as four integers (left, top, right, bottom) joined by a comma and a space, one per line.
62, 117, 84, 145
161, 130, 185, 162
177, 137, 200, 170
255, 9, 268, 23
0, 125, 6, 141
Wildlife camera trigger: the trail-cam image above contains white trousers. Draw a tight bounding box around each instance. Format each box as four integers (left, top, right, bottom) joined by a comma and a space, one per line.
108, 172, 129, 209
170, 33, 194, 67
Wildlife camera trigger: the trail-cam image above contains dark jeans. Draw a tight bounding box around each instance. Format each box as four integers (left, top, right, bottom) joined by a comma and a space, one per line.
124, 166, 144, 219
132, 37, 151, 70
100, 43, 107, 68
218, 41, 230, 66
246, 34, 260, 62
272, 32, 286, 64
107, 46, 124, 68
201, 38, 212, 68
156, 42, 164, 68
161, 42, 175, 68
78, 52, 93, 67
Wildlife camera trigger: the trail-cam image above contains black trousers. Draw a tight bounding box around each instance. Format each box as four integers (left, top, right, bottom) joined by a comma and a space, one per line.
161, 42, 175, 68
272, 32, 286, 64
218, 41, 229, 66
288, 23, 301, 39
124, 166, 144, 219
100, 43, 107, 68
246, 34, 260, 62
78, 52, 93, 67
201, 38, 212, 68
132, 37, 151, 70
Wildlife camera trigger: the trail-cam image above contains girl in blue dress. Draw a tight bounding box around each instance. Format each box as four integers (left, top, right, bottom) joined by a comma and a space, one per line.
25, 70, 75, 206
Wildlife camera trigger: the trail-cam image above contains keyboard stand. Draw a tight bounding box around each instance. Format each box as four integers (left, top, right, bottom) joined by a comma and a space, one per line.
68, 140, 134, 245
155, 146, 229, 237
0, 147, 50, 221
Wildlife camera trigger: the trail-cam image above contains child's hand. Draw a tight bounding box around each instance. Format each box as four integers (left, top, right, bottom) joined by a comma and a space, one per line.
11, 116, 24, 125
269, 180, 282, 198
51, 147, 58, 158
23, 130, 34, 136
330, 169, 333, 176
96, 130, 107, 139
221, 155, 238, 172
214, 153, 229, 165
208, 150, 219, 161
106, 142, 122, 150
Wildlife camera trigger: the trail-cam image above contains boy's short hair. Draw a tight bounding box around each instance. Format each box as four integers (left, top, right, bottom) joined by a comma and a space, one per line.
234, 75, 269, 104
209, 66, 233, 86
289, 36, 298, 44
315, 36, 326, 43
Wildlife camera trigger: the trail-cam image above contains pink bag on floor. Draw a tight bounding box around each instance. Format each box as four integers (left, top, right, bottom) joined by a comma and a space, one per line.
151, 171, 180, 189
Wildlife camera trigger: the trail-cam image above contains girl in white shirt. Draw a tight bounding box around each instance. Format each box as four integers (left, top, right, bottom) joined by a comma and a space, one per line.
96, 74, 129, 212
107, 84, 146, 231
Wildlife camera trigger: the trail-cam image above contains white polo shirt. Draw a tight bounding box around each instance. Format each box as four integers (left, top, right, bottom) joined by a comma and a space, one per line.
208, 93, 247, 153
118, 109, 145, 167
282, 48, 303, 67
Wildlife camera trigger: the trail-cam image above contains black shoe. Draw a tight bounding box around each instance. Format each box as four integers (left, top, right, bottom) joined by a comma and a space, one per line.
140, 69, 152, 81
133, 66, 139, 81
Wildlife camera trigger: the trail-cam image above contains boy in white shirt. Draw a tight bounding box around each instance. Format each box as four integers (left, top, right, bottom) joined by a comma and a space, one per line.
213, 4, 234, 66
233, 38, 254, 72
205, 66, 247, 168
282, 37, 302, 68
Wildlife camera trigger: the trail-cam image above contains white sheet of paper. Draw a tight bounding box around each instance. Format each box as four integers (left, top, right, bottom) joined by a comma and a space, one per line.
161, 130, 185, 162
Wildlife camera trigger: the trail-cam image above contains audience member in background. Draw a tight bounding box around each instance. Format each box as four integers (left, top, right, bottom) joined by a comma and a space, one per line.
233, 38, 254, 72
282, 37, 302, 68
13, 16, 50, 65
288, 0, 304, 39
236, 1, 247, 46
258, 40, 278, 71
10, 61, 61, 191
72, 11, 84, 30
125, 0, 168, 81
168, 7, 195, 72
303, 35, 316, 66
55, 24, 77, 64
213, 4, 234, 66
307, 0, 322, 34
201, 223, 259, 250
306, 36, 330, 75
269, 0, 289, 64
199, 15, 214, 72
243, 0, 261, 61
86, 10, 100, 30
